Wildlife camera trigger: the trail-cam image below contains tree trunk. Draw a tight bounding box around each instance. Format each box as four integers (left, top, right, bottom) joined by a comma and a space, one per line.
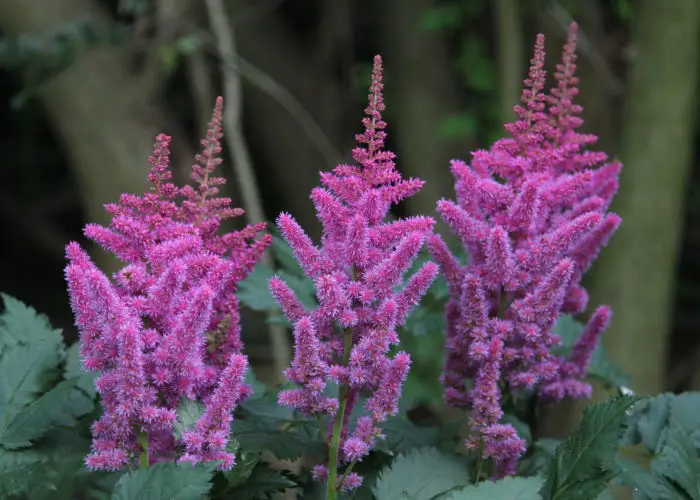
226, 0, 346, 238
586, 0, 700, 395
379, 0, 468, 217
0, 0, 183, 272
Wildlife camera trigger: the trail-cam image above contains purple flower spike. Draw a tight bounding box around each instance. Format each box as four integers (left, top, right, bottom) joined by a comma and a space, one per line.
432, 23, 621, 476
270, 55, 436, 492
65, 98, 270, 470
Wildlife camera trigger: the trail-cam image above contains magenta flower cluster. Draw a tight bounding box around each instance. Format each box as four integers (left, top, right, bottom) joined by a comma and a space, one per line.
64, 99, 270, 471
63, 20, 619, 491
269, 55, 438, 491
429, 23, 620, 476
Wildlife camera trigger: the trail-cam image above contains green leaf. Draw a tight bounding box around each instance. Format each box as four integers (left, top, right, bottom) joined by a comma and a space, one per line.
553, 315, 628, 388
541, 396, 642, 500
0, 447, 50, 496
651, 421, 700, 499
224, 452, 260, 489
1, 378, 79, 448
0, 294, 63, 347
0, 339, 64, 438
61, 343, 97, 419
238, 265, 279, 311
111, 462, 216, 500
382, 416, 440, 454
230, 420, 317, 461
670, 392, 700, 435
373, 447, 469, 500
173, 399, 205, 441
240, 393, 295, 421
616, 457, 668, 500
227, 462, 297, 499
244, 368, 267, 400
442, 476, 544, 500
271, 235, 305, 277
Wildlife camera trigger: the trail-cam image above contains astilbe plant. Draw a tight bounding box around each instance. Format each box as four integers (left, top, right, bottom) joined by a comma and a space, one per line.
64, 98, 271, 471
429, 23, 622, 477
269, 55, 439, 497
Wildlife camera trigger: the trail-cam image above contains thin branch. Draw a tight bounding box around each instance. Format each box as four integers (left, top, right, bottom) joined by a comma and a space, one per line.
204, 0, 291, 381
195, 29, 341, 166
494, 0, 524, 124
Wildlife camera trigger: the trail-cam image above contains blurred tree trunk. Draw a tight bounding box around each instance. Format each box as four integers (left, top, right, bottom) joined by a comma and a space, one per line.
226, 0, 346, 238
586, 0, 700, 395
494, 0, 523, 125
379, 0, 467, 217
0, 0, 179, 271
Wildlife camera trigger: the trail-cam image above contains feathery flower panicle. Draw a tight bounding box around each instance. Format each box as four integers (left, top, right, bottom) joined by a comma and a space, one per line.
65, 98, 271, 471
431, 23, 621, 477
271, 55, 437, 492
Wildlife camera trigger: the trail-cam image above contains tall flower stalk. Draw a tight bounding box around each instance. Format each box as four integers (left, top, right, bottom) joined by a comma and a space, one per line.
64, 99, 270, 471
270, 56, 438, 498
431, 23, 621, 477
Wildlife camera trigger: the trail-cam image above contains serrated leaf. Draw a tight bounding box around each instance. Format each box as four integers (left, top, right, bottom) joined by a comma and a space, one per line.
670, 392, 700, 435
61, 343, 97, 420
229, 463, 297, 499
240, 394, 295, 421
373, 447, 469, 500
173, 399, 205, 441
111, 462, 216, 500
617, 457, 668, 500
651, 421, 700, 499
64, 343, 96, 397
443, 476, 543, 500
0, 340, 64, 437
0, 294, 63, 347
0, 447, 51, 496
382, 416, 440, 453
541, 396, 642, 500
230, 420, 314, 461
627, 394, 671, 452
1, 378, 79, 448
225, 453, 260, 488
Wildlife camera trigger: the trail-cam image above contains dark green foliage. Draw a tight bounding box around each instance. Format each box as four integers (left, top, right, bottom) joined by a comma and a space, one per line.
225, 463, 298, 500
373, 447, 470, 500
541, 396, 642, 500
619, 392, 700, 499
553, 315, 629, 388
0, 295, 102, 499
111, 462, 217, 500
443, 476, 544, 500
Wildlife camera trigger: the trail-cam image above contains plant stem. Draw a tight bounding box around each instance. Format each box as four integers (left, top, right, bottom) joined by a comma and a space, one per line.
138, 431, 149, 470
326, 329, 353, 500
338, 459, 359, 490
474, 450, 484, 484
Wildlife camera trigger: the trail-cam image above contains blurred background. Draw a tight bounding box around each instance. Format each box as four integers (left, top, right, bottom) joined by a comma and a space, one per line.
0, 0, 698, 425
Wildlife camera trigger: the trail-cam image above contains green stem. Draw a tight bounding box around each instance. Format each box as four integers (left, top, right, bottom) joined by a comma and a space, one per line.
474, 456, 484, 484
326, 329, 353, 500
338, 459, 359, 490
138, 432, 149, 470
